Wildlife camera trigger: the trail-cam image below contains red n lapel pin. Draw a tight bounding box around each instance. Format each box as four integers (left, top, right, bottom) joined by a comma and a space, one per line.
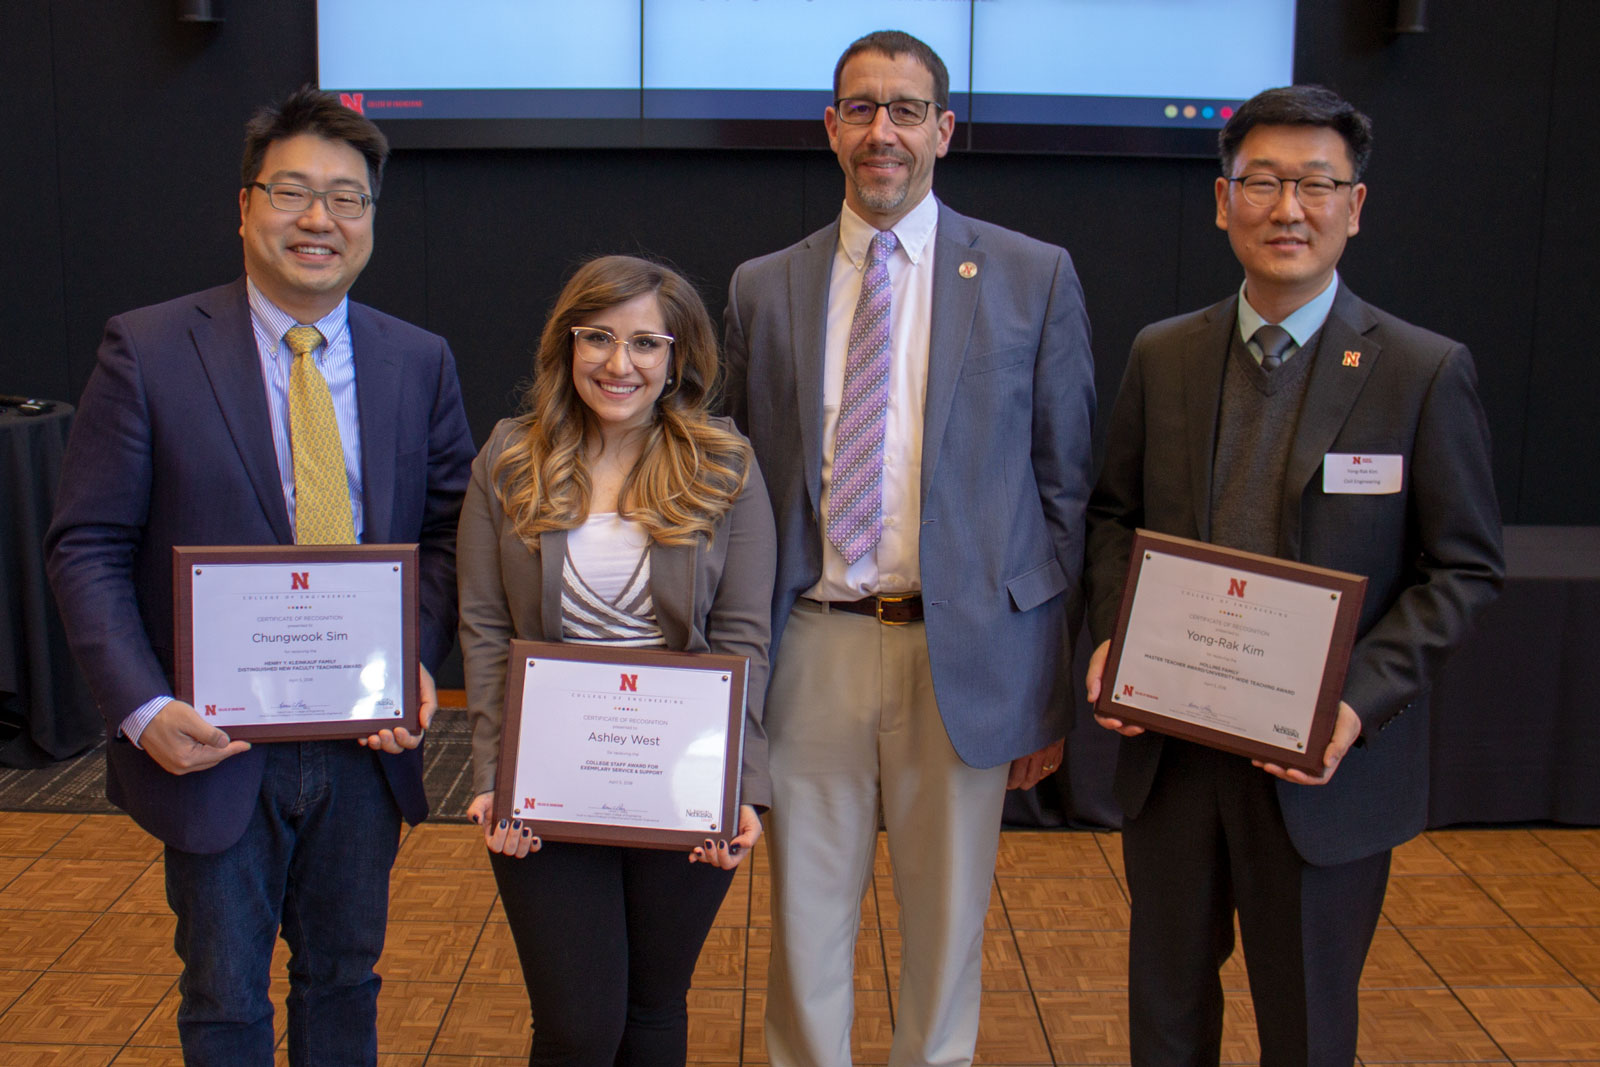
1342, 350, 1361, 367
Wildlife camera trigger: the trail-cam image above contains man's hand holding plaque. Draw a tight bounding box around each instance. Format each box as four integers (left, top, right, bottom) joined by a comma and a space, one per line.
1089, 530, 1366, 777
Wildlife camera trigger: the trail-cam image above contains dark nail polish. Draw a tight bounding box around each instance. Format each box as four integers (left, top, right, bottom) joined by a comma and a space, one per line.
729, 843, 742, 855
497, 819, 508, 830
717, 840, 728, 851
704, 839, 715, 849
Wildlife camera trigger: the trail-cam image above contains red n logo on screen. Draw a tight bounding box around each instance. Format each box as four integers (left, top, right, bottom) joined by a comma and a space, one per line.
1121, 684, 1134, 697
339, 93, 365, 115
620, 674, 638, 692
291, 572, 309, 590
204, 704, 217, 716
1227, 578, 1247, 598
523, 797, 536, 810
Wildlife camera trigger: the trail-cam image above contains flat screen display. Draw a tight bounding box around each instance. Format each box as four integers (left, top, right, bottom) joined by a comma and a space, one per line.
317, 0, 1295, 157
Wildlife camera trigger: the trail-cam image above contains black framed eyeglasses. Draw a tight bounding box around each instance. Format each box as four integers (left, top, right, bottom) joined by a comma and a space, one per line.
833, 98, 941, 127
570, 326, 675, 369
246, 181, 373, 219
1228, 173, 1357, 208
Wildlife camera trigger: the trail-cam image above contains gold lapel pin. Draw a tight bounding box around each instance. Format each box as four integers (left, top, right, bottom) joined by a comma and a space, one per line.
1342, 350, 1361, 367
958, 261, 978, 279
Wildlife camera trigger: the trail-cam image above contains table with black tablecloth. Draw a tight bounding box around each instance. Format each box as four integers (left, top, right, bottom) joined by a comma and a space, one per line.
1009, 526, 1600, 830
1, 403, 101, 767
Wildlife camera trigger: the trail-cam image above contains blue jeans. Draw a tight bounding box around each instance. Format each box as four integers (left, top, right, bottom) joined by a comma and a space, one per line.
164, 741, 401, 1066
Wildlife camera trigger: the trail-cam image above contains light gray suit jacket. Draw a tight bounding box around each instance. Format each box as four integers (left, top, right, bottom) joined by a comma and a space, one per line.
724, 201, 1097, 769
457, 417, 778, 808
1085, 283, 1504, 865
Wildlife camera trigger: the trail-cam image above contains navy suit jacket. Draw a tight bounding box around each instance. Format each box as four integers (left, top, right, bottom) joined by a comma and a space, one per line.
47, 278, 476, 854
1085, 283, 1504, 865
725, 202, 1097, 769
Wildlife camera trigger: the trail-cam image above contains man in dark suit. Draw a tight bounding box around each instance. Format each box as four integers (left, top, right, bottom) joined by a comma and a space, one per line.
724, 30, 1096, 1067
46, 87, 475, 1065
1084, 85, 1503, 1064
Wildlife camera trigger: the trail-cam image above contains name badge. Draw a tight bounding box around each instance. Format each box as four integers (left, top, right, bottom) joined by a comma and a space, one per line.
1323, 453, 1403, 495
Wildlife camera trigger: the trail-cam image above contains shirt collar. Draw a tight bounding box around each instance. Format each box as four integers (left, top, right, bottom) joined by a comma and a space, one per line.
1236, 271, 1340, 349
838, 192, 939, 269
246, 276, 350, 358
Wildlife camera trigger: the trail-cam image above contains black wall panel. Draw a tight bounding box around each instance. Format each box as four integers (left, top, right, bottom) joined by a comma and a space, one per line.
1520, 2, 1600, 523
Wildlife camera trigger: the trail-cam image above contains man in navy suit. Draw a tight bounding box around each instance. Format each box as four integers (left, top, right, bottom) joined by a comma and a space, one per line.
725, 31, 1095, 1067
1085, 86, 1503, 1063
47, 87, 475, 1065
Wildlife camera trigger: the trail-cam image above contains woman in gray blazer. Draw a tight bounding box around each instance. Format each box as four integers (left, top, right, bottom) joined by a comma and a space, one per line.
457, 255, 776, 1066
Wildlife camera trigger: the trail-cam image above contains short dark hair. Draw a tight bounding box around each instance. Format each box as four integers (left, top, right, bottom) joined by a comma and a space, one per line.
833, 30, 950, 111
240, 85, 390, 200
1218, 85, 1373, 179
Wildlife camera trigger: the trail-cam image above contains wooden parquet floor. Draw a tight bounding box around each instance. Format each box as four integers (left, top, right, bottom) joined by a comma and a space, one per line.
2, 811, 1599, 1064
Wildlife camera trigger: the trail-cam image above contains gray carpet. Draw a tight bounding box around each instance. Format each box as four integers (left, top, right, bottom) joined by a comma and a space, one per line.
0, 708, 477, 821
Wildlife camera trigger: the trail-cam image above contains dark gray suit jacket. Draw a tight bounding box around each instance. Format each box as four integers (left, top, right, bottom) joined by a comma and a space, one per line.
46, 278, 476, 853
1085, 283, 1504, 865
725, 201, 1097, 769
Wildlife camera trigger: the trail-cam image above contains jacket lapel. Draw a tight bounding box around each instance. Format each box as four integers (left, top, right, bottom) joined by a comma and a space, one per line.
539, 529, 567, 639
350, 304, 398, 543
789, 225, 836, 514
190, 280, 293, 543
1184, 297, 1236, 542
921, 204, 982, 499
1280, 284, 1380, 557
648, 537, 698, 650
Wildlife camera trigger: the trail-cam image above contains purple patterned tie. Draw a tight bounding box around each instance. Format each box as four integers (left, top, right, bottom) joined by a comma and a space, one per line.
827, 229, 897, 563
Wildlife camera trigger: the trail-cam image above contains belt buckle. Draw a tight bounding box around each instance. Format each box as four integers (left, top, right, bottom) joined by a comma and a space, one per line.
876, 594, 911, 626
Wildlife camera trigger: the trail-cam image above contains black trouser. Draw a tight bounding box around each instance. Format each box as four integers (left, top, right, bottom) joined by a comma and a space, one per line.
1122, 740, 1391, 1066
490, 840, 736, 1067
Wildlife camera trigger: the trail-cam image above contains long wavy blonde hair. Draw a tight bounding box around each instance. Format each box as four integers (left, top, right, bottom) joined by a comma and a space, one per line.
492, 255, 752, 546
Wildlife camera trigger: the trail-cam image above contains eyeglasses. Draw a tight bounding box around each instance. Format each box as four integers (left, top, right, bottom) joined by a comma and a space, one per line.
246, 181, 373, 219
833, 98, 941, 127
1228, 173, 1357, 209
570, 326, 675, 369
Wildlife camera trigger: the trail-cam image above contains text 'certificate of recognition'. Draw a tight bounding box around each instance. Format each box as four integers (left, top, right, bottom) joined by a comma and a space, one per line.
497, 640, 747, 850
175, 545, 420, 741
1099, 531, 1365, 774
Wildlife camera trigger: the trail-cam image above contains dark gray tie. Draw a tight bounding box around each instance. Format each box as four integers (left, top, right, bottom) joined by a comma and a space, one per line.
1253, 324, 1294, 371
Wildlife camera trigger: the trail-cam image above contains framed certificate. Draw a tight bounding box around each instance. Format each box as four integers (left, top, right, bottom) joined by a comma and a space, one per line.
1096, 530, 1366, 775
495, 640, 748, 850
173, 545, 420, 742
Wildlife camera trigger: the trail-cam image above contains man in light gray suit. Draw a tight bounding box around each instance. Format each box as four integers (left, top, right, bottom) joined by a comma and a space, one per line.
724, 30, 1095, 1067
1085, 86, 1503, 1063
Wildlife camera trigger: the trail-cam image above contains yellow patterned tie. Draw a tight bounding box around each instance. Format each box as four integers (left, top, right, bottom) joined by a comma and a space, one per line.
285, 325, 356, 545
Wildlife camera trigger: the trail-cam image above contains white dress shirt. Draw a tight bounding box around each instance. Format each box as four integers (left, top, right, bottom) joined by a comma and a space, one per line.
808, 192, 939, 601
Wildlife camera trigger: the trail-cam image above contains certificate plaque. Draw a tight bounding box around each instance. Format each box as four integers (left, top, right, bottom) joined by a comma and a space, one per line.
1096, 530, 1366, 775
495, 640, 748, 850
174, 545, 420, 742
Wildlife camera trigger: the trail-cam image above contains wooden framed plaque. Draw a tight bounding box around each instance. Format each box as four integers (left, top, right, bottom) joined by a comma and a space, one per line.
173, 544, 420, 742
495, 639, 748, 850
1096, 530, 1367, 775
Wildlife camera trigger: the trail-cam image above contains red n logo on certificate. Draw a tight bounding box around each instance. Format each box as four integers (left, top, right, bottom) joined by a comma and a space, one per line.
1227, 578, 1247, 598
291, 572, 310, 590
204, 704, 217, 716
619, 673, 638, 692
1121, 684, 1134, 697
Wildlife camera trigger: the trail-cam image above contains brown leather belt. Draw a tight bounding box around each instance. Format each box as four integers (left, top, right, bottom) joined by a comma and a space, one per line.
817, 593, 924, 625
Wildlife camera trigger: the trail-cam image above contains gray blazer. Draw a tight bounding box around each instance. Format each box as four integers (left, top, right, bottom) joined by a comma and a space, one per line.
1085, 283, 1504, 865
724, 201, 1097, 769
457, 416, 778, 808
